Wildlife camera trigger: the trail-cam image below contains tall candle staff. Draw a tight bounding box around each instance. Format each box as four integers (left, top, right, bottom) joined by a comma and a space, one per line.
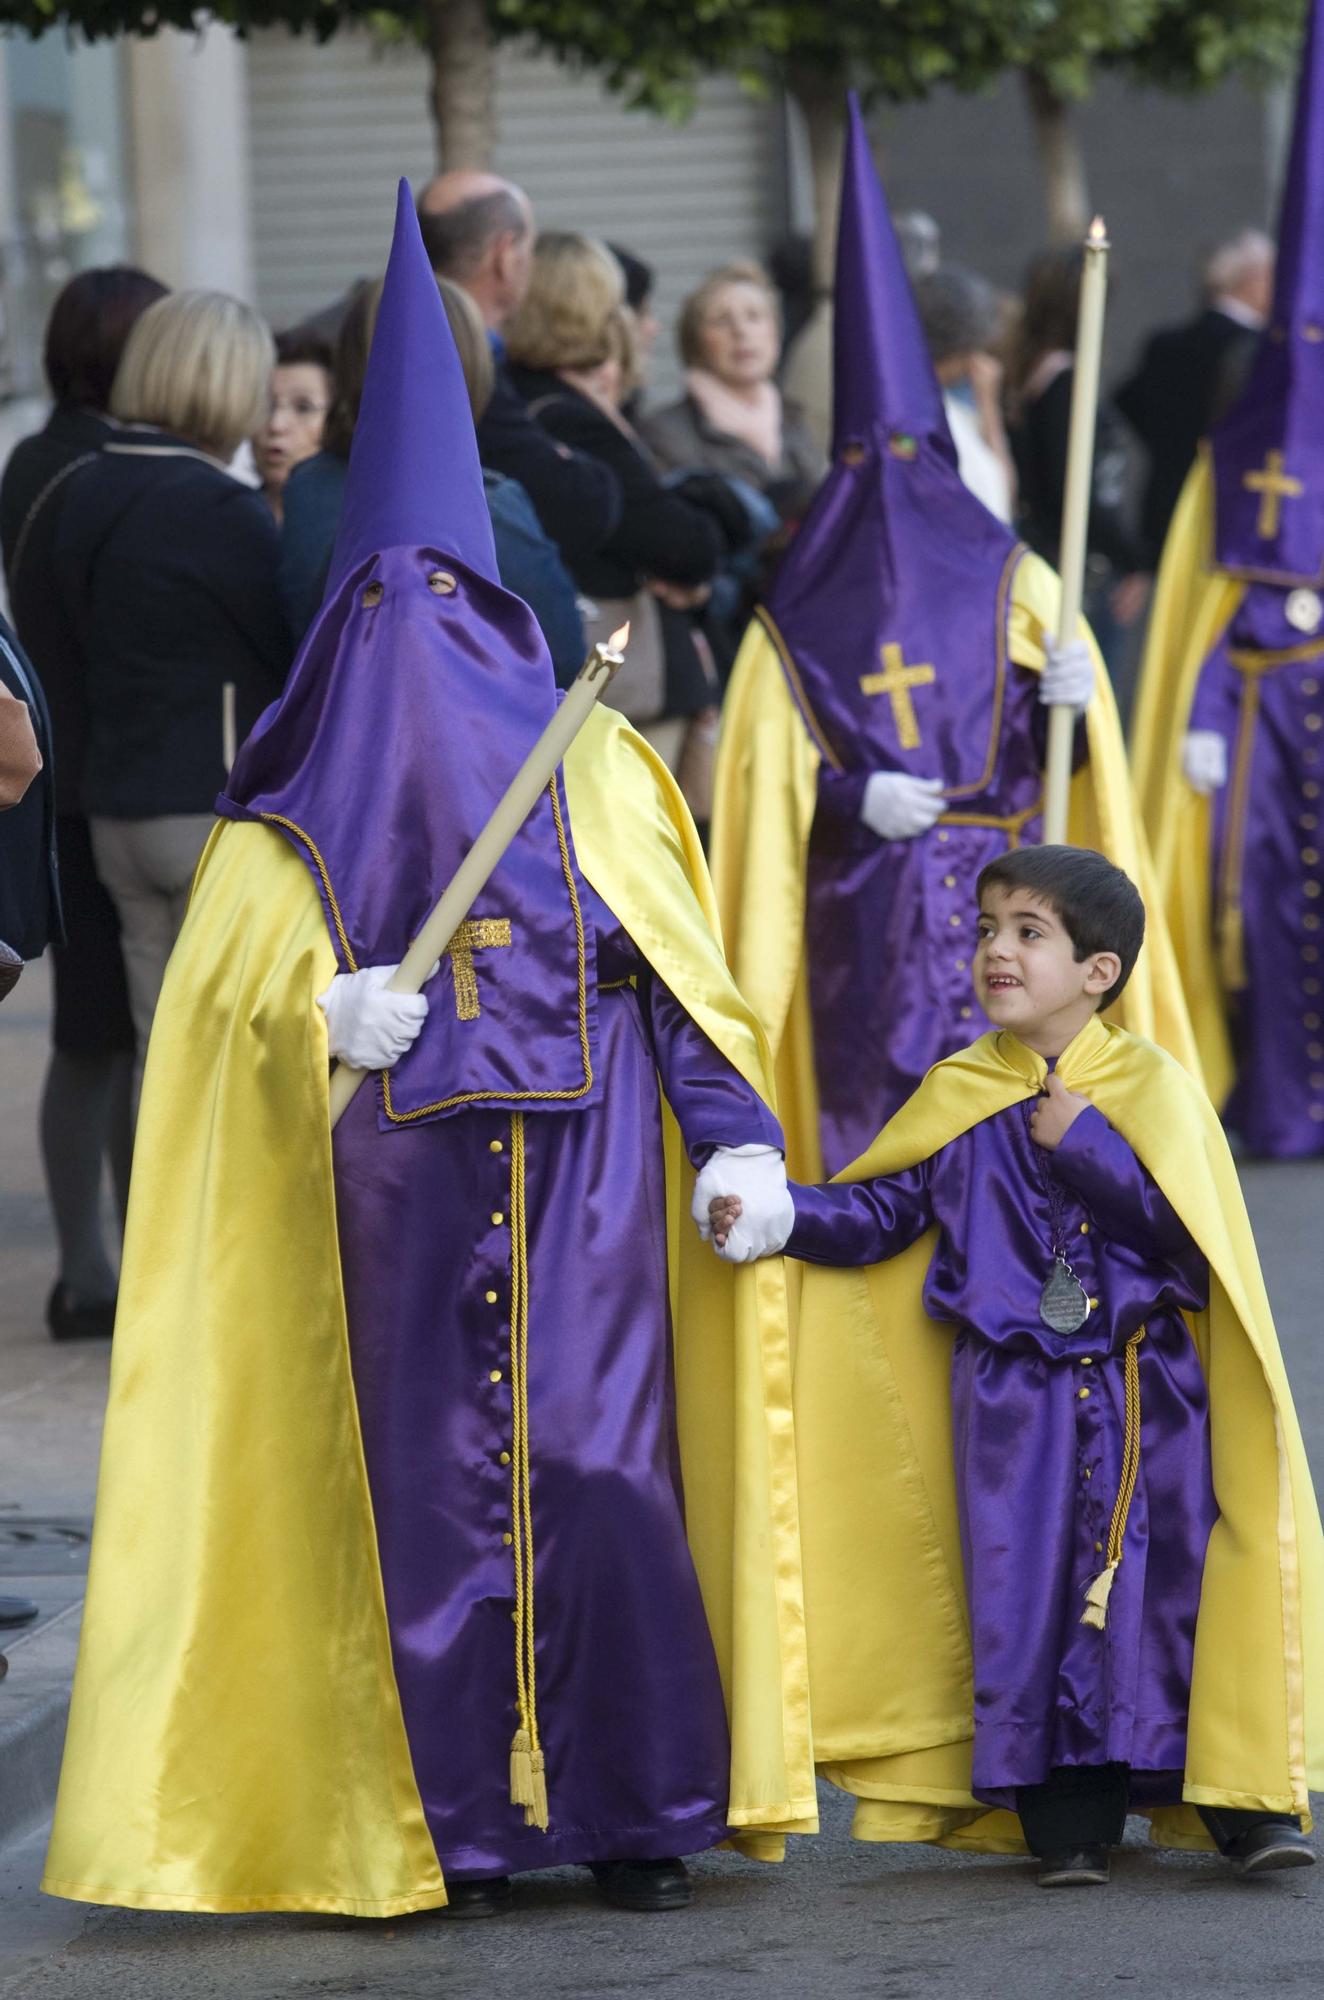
1042, 216, 1109, 846
327, 626, 627, 1129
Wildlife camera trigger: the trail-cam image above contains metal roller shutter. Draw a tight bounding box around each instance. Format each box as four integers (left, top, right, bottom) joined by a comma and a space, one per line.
246, 28, 786, 400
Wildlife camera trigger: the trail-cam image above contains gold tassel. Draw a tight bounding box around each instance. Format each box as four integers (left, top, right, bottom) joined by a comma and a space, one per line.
1080, 1562, 1118, 1630
525, 1748, 549, 1830
509, 1726, 534, 1809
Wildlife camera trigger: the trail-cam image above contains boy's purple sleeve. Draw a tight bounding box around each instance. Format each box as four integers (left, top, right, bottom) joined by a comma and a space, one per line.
786, 1165, 932, 1267
1052, 1105, 1208, 1294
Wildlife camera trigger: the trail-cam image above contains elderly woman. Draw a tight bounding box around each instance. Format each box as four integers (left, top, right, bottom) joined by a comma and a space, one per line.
251, 328, 333, 523
53, 289, 291, 1092
506, 233, 753, 803
644, 261, 826, 522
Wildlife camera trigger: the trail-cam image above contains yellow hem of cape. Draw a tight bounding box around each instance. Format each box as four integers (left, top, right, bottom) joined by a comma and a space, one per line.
39, 1881, 451, 1919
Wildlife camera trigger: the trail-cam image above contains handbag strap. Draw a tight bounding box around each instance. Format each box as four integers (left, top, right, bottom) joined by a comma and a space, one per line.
7, 451, 97, 598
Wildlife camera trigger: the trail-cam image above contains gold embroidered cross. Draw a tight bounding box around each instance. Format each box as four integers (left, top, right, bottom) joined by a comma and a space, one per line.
1244, 449, 1304, 539
445, 918, 512, 1021
859, 642, 936, 751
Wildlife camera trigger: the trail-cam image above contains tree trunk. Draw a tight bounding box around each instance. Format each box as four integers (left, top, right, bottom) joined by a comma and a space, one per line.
789, 60, 847, 294
1022, 68, 1089, 245
424, 0, 497, 173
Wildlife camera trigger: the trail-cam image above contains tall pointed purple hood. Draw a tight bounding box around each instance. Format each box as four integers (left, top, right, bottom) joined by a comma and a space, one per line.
762, 93, 1022, 784
220, 182, 599, 1130
1212, 0, 1324, 584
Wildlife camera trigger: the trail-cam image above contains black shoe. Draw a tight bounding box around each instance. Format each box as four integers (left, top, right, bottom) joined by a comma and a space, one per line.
439, 1876, 512, 1918
590, 1858, 692, 1912
1223, 1824, 1316, 1876
0, 1597, 38, 1629
1037, 1844, 1111, 1887
46, 1283, 115, 1342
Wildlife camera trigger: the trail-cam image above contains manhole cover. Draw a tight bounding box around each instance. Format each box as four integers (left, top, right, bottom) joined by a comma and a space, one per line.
0, 1518, 91, 1576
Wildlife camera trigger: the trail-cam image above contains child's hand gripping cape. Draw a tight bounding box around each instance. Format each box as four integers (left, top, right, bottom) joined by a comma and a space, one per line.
793, 1015, 1324, 1851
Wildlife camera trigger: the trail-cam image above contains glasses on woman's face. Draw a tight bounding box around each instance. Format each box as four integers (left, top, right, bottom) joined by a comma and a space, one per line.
266, 394, 329, 424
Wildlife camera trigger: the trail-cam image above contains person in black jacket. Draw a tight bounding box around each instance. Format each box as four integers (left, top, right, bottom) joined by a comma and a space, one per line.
1115, 229, 1273, 567
505, 232, 755, 821
416, 171, 622, 570
54, 289, 291, 1105
0, 265, 166, 1340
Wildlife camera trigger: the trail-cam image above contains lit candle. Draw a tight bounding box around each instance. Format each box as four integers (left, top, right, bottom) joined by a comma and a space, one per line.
1043, 216, 1109, 847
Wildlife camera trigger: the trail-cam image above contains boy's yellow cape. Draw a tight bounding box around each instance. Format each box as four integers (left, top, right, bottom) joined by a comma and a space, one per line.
794, 1012, 1324, 1851
42, 708, 816, 1916
710, 553, 1201, 1179
1130, 452, 1254, 1111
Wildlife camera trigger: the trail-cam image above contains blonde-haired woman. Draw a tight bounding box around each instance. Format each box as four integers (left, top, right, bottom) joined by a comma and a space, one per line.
507, 233, 753, 812
54, 288, 291, 1098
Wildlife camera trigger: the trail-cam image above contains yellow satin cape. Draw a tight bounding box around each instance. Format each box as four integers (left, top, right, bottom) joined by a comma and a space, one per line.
1130, 452, 1245, 1109
42, 706, 815, 1916
793, 1013, 1324, 1852
709, 553, 1200, 1179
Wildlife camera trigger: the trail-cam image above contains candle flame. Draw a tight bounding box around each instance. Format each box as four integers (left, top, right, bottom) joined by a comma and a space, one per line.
608, 623, 630, 650
1088, 215, 1108, 245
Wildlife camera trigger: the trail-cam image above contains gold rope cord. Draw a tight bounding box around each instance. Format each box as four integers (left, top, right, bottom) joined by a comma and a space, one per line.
506, 1114, 548, 1828
1081, 1326, 1146, 1631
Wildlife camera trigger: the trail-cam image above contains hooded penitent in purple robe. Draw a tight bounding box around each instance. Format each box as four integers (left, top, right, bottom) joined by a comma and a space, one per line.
221, 187, 783, 1877
1184, 0, 1324, 1158
788, 1047, 1214, 1805
755, 99, 1059, 1174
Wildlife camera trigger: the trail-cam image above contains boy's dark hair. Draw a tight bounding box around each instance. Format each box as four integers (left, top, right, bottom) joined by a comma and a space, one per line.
975, 845, 1145, 1009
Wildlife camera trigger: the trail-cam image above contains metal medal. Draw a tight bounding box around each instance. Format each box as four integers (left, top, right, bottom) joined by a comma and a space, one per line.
1039, 1256, 1091, 1334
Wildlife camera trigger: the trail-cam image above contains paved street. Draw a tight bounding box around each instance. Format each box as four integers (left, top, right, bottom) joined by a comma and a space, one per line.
3, 960, 1323, 1999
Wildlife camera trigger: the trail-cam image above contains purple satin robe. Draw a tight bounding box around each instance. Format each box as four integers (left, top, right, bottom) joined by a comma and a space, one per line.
811, 681, 1062, 1174
1190, 615, 1324, 1157
332, 882, 782, 1878
788, 1098, 1215, 1803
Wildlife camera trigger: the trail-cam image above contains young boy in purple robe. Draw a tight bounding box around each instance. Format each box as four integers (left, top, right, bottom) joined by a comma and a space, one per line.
704, 845, 1322, 1885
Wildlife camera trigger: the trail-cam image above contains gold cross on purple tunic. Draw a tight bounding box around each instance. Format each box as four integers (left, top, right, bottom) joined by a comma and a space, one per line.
1244, 449, 1304, 539
860, 642, 936, 751
446, 918, 512, 1020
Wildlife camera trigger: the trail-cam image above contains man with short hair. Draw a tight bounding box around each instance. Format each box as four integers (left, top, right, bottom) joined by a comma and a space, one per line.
1117, 228, 1274, 565
417, 170, 621, 570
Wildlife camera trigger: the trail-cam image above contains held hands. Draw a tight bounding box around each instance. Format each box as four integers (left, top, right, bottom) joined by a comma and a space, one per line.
317, 964, 431, 1071
859, 771, 946, 841
1181, 730, 1229, 795
1028, 1072, 1090, 1151
691, 1145, 795, 1264
1038, 635, 1094, 711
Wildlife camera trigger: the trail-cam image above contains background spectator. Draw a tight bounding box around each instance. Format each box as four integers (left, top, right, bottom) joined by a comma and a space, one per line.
280, 272, 584, 679
251, 327, 333, 522
1007, 246, 1148, 687
914, 265, 1017, 524
417, 170, 622, 572
1116, 227, 1274, 566
0, 264, 166, 1341
53, 289, 290, 1100
506, 232, 750, 819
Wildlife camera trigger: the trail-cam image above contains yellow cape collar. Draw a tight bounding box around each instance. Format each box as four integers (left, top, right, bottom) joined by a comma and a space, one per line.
992, 1012, 1111, 1092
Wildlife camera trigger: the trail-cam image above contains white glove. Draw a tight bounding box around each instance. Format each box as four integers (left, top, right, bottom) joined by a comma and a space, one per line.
1038, 635, 1095, 710
1181, 729, 1228, 795
691, 1144, 795, 1265
859, 772, 946, 841
316, 965, 428, 1070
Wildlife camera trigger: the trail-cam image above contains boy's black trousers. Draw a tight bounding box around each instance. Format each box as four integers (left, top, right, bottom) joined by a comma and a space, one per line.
1015, 1763, 1301, 1855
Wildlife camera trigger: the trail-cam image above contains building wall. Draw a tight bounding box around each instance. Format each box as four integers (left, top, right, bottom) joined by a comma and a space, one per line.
246, 30, 787, 401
